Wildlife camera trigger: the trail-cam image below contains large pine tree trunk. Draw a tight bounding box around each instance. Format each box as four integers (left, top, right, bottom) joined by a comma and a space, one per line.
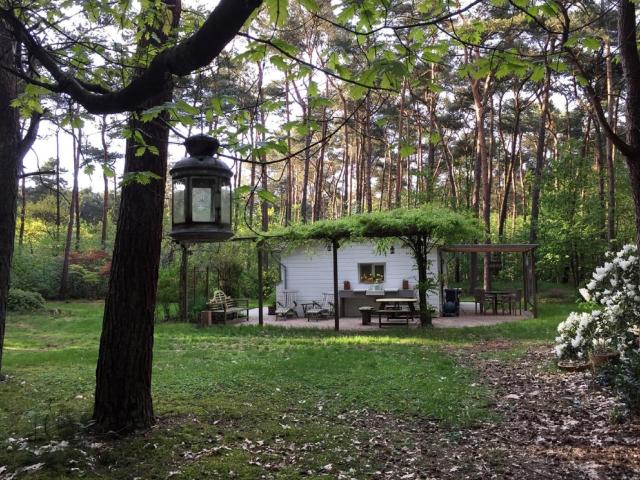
93, 106, 171, 432
101, 117, 109, 249
92, 0, 180, 433
529, 53, 552, 244
59, 128, 80, 299
0, 26, 20, 379
605, 39, 617, 241
0, 22, 40, 378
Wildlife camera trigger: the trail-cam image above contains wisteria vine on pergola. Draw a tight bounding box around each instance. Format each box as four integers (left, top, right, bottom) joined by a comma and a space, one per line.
251, 205, 481, 328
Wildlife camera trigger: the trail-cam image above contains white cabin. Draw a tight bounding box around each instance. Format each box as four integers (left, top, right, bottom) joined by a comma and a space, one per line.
275, 241, 441, 317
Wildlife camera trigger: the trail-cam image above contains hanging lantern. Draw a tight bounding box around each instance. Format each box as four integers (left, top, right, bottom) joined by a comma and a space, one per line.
169, 134, 233, 243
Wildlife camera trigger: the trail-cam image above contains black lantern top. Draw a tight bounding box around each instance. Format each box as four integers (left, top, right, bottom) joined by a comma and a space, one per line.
169, 134, 234, 244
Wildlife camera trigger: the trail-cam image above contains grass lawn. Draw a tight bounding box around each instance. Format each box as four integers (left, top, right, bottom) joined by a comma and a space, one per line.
0, 301, 573, 479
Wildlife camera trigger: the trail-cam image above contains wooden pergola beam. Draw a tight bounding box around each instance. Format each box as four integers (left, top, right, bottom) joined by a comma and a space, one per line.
440, 243, 537, 254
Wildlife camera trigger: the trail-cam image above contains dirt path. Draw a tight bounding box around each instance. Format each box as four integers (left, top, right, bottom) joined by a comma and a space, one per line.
339, 344, 640, 479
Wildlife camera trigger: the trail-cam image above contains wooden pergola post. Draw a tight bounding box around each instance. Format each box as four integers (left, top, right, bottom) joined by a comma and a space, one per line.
437, 248, 445, 315
332, 239, 339, 331
531, 250, 538, 317
180, 243, 189, 322
257, 240, 264, 326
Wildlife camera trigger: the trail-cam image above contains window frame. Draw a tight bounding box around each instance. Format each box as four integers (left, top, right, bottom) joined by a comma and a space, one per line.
358, 262, 386, 284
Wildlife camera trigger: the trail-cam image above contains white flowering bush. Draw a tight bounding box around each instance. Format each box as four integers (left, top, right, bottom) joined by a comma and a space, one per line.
555, 244, 640, 361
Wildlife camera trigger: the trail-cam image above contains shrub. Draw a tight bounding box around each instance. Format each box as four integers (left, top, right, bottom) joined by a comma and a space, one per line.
555, 244, 640, 360
614, 349, 640, 412
555, 244, 640, 412
11, 250, 62, 299
7, 288, 45, 312
67, 264, 108, 299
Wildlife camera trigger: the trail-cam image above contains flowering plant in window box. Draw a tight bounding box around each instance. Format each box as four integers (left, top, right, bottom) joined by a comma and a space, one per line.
360, 273, 384, 284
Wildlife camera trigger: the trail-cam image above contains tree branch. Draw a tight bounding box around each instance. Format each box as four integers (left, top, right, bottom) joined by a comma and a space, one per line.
1, 0, 263, 114
17, 111, 41, 161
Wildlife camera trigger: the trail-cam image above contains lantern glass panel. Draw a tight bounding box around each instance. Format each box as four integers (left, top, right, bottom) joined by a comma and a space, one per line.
220, 183, 231, 225
172, 179, 186, 224
192, 178, 215, 223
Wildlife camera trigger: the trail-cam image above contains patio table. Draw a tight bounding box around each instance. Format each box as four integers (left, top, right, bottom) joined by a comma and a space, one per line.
484, 291, 512, 315
375, 298, 418, 327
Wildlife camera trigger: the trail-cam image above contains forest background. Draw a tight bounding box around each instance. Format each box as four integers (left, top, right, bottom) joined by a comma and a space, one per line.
8, 0, 635, 317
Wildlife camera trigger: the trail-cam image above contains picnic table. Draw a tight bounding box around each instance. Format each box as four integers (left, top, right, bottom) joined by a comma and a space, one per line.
484, 290, 510, 315
375, 298, 417, 327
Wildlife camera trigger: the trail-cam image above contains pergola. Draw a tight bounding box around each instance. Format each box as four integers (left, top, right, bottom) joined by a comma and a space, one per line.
247, 206, 487, 330
437, 244, 538, 317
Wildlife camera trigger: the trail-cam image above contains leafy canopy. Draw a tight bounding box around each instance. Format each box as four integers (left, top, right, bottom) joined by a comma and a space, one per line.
268, 205, 481, 245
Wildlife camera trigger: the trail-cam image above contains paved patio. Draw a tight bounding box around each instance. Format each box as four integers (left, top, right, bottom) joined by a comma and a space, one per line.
229, 302, 532, 331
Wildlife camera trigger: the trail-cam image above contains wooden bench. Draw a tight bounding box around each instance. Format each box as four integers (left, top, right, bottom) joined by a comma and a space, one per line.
201, 290, 250, 325
374, 308, 413, 327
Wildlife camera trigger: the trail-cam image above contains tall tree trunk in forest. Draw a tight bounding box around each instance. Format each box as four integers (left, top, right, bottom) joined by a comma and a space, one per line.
100, 117, 109, 249
530, 49, 552, 244
18, 175, 25, 246
593, 119, 608, 238
617, 1, 640, 251
313, 90, 328, 221
285, 78, 293, 225
605, 39, 616, 241
74, 127, 82, 251
365, 98, 373, 213
59, 129, 80, 299
0, 23, 40, 377
395, 82, 406, 208
55, 129, 61, 239
470, 71, 492, 291
498, 87, 523, 240
341, 95, 350, 216
92, 0, 180, 433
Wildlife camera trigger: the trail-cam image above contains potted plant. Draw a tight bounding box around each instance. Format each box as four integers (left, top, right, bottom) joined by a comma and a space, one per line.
589, 337, 620, 370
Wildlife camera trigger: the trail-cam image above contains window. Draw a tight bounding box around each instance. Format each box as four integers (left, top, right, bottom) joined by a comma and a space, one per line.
359, 263, 385, 284
172, 179, 186, 224
192, 178, 216, 223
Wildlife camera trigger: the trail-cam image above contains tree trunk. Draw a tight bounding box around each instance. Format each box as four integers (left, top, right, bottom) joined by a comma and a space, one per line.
59, 130, 79, 299
0, 27, 20, 379
18, 176, 25, 246
74, 127, 81, 251
55, 129, 61, 239
470, 73, 492, 291
0, 22, 40, 378
101, 117, 109, 249
529, 52, 552, 244
92, 0, 180, 433
605, 39, 616, 241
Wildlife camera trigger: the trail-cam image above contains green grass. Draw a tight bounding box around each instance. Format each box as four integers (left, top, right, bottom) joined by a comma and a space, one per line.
0, 301, 574, 479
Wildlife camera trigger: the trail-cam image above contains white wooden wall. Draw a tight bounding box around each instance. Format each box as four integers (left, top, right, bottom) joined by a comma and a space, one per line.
275, 241, 440, 315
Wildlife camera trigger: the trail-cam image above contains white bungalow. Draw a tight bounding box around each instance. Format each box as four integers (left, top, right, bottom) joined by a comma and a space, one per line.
275, 241, 441, 317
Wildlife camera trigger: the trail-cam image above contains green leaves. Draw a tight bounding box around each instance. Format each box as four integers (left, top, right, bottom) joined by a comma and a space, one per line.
257, 189, 279, 204
265, 0, 289, 27
121, 171, 161, 186
298, 0, 319, 13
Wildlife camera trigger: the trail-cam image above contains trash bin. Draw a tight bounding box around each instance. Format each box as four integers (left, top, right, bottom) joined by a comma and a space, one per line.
359, 306, 374, 325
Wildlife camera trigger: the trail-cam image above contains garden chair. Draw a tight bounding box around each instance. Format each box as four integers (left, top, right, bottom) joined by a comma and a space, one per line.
472, 289, 486, 314
305, 292, 334, 321
500, 289, 522, 315
275, 290, 298, 320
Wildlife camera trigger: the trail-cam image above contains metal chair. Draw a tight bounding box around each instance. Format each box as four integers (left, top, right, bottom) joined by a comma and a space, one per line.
275, 290, 298, 320
473, 289, 485, 314
305, 292, 334, 321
